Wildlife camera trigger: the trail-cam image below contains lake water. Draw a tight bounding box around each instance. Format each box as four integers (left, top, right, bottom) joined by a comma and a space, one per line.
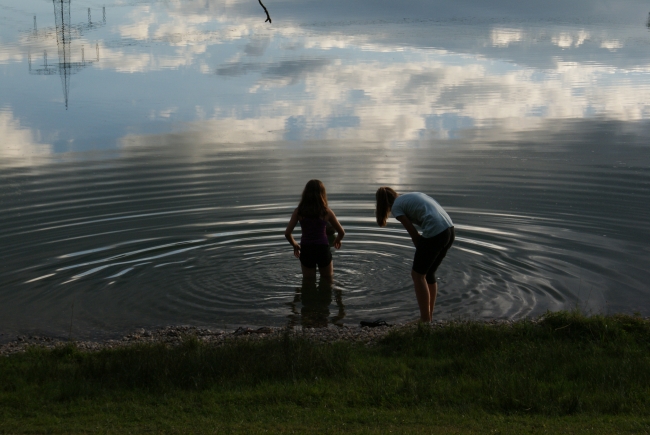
1, 0, 649, 340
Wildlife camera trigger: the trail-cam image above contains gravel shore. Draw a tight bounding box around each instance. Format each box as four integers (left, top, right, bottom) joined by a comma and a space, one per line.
0, 319, 526, 356
0, 324, 399, 356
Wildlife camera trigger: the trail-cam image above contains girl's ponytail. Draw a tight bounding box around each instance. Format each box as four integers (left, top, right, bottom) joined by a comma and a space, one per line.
375, 187, 397, 227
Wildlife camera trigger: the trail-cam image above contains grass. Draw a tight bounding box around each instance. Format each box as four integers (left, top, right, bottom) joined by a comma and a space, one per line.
1, 311, 650, 434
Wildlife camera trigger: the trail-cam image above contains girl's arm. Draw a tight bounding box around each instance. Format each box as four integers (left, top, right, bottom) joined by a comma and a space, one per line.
326, 209, 345, 249
284, 208, 301, 259
395, 215, 420, 247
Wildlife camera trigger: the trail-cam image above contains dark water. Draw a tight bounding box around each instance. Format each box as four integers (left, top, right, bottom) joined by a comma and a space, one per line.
1, 0, 649, 340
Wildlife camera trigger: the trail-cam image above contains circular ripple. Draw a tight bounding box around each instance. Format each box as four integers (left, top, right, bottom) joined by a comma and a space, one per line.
2, 143, 649, 338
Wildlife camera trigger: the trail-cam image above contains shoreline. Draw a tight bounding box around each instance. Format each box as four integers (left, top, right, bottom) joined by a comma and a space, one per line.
0, 322, 411, 356
0, 318, 514, 356
3, 314, 648, 357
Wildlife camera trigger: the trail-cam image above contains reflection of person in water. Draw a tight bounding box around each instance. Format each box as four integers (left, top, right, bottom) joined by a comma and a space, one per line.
375, 187, 455, 323
285, 180, 345, 282
286, 277, 346, 328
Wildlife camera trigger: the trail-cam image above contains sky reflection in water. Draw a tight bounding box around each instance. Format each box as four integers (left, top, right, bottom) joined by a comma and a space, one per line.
0, 0, 649, 338
1, 0, 649, 157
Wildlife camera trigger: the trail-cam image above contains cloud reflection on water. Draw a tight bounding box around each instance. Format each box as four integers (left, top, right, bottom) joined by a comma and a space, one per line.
0, 110, 51, 166
0, 0, 648, 161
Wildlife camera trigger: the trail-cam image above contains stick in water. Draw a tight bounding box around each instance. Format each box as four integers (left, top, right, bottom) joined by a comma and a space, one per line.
258, 0, 272, 23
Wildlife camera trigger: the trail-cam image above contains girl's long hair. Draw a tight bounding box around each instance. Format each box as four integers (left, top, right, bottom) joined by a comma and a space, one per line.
298, 179, 328, 219
375, 186, 398, 227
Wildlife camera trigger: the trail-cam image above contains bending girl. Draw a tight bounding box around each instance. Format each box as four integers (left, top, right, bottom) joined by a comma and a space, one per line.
285, 180, 345, 281
376, 187, 455, 322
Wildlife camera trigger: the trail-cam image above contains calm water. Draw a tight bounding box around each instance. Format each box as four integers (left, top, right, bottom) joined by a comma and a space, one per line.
1, 0, 650, 340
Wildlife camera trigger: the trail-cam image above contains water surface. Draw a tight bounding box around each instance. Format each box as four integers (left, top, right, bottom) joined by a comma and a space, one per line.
1, 0, 649, 340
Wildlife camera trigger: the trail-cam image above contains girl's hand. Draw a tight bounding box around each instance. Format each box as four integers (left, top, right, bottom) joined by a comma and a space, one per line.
326, 209, 345, 250
285, 208, 301, 258
395, 215, 421, 248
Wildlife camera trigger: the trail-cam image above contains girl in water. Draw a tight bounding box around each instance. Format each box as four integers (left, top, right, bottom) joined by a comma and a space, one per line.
376, 187, 455, 322
285, 180, 345, 281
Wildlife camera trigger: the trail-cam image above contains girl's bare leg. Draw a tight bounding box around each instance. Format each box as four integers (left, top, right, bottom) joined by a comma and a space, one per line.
411, 269, 431, 322
428, 281, 438, 319
318, 261, 334, 283
301, 264, 317, 280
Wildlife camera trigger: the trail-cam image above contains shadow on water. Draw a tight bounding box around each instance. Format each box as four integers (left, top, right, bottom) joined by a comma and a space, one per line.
286, 276, 345, 328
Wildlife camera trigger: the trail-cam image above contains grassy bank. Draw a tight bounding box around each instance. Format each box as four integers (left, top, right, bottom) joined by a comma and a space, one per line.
1, 311, 650, 434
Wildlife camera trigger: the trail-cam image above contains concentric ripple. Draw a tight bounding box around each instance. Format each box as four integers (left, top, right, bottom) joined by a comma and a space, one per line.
1, 135, 649, 339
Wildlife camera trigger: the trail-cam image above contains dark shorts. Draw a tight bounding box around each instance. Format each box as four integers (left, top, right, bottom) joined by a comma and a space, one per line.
300, 244, 332, 269
413, 227, 455, 284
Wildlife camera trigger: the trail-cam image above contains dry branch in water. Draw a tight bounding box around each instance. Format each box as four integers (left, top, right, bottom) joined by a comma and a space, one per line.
258, 0, 272, 23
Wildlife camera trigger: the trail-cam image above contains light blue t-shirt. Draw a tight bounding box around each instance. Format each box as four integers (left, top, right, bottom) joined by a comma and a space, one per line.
390, 192, 453, 238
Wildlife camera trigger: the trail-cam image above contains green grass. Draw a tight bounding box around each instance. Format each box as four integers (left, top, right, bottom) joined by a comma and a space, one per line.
1, 311, 650, 434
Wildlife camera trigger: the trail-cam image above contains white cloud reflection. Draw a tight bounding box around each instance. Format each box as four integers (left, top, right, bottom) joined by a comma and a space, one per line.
105, 4, 650, 142
195, 56, 650, 144
0, 109, 51, 166
552, 30, 590, 48
491, 28, 523, 47
600, 40, 623, 51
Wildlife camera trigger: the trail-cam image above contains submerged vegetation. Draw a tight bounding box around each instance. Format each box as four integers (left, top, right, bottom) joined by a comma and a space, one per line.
1, 311, 650, 433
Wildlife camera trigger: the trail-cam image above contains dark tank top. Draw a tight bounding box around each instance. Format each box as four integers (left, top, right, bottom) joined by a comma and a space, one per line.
300, 217, 329, 245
